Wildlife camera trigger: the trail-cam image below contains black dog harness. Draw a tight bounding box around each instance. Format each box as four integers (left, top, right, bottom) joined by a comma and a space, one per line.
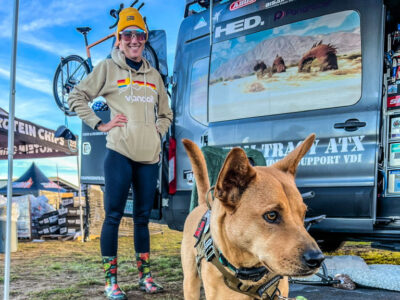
194, 210, 282, 300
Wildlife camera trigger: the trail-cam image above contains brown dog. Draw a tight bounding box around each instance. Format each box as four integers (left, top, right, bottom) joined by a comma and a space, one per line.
181, 134, 324, 300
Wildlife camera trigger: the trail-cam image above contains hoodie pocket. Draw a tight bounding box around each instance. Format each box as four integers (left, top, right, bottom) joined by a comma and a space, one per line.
126, 123, 161, 162
106, 126, 123, 146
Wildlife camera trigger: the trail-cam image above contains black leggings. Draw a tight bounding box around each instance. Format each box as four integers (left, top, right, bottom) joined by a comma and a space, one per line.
100, 149, 159, 256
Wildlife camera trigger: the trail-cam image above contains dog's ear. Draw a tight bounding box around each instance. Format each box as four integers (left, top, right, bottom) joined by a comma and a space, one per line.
273, 133, 316, 177
182, 139, 210, 201
214, 148, 256, 210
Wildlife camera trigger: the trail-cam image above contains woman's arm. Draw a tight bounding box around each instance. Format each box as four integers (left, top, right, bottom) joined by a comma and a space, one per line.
68, 60, 109, 129
156, 75, 173, 136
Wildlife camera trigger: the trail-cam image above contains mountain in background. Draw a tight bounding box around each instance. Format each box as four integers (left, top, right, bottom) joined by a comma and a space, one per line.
211, 31, 361, 82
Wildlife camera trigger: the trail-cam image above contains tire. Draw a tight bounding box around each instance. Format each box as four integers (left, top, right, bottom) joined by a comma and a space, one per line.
53, 55, 90, 116
317, 238, 345, 252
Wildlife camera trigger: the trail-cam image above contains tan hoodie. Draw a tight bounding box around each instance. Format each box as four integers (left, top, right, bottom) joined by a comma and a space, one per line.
68, 48, 173, 164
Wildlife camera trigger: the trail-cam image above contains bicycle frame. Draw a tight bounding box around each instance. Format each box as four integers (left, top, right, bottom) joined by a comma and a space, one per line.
83, 32, 116, 71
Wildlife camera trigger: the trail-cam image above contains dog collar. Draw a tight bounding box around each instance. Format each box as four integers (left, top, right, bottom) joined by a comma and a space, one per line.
194, 210, 282, 300
219, 252, 268, 282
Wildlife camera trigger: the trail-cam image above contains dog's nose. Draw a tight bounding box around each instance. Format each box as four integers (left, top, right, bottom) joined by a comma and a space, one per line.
302, 250, 325, 269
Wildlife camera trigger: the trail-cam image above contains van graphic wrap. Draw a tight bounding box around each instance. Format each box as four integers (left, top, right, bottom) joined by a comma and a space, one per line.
227, 135, 366, 167
209, 10, 361, 122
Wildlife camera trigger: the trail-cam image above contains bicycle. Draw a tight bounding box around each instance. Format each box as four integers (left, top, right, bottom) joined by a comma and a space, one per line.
52, 0, 159, 116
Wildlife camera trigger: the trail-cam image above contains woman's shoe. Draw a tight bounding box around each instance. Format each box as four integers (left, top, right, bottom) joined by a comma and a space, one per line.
102, 256, 127, 300
136, 252, 164, 293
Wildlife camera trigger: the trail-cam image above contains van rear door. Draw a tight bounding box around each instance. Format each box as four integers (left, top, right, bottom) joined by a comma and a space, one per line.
206, 0, 384, 236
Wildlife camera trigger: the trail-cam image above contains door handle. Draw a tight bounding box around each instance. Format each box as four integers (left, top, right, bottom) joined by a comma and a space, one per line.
334, 118, 366, 132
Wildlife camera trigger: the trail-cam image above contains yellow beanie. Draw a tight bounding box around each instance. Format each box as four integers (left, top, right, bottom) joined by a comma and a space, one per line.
117, 8, 147, 41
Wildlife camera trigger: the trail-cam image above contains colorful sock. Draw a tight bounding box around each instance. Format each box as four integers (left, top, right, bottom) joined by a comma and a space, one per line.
102, 256, 127, 300
136, 252, 164, 293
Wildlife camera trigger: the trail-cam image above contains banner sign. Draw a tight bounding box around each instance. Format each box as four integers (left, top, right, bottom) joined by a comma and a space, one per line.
0, 108, 77, 159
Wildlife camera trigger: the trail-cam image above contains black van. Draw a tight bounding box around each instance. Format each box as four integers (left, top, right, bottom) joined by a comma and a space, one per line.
75, 0, 400, 251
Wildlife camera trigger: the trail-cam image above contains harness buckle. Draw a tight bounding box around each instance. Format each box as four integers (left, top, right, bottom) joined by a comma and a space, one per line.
204, 237, 215, 261
257, 275, 282, 299
235, 266, 268, 282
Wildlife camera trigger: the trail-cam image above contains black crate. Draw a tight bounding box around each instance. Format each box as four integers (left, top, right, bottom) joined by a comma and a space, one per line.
58, 217, 67, 226
67, 218, 82, 226
61, 198, 74, 207
58, 207, 68, 217
49, 225, 60, 234
60, 226, 80, 235
67, 207, 87, 217
38, 211, 59, 226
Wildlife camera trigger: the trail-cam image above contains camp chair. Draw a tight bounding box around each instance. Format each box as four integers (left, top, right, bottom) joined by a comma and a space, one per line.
189, 145, 266, 212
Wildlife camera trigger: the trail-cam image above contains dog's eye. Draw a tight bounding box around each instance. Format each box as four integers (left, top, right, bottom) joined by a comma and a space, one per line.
263, 211, 279, 223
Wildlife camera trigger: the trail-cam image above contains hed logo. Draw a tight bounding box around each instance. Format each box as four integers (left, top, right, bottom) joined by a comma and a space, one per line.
229, 0, 256, 11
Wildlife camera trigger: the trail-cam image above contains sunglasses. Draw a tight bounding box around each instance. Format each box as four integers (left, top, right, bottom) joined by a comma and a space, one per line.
120, 29, 147, 42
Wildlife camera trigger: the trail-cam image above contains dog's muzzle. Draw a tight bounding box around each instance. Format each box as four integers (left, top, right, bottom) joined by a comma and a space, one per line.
302, 249, 325, 269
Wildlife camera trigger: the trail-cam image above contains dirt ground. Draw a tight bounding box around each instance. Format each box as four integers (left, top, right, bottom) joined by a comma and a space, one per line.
0, 224, 399, 300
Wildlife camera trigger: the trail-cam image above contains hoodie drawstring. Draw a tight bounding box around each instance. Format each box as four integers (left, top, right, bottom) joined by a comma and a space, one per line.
129, 68, 133, 100
127, 59, 148, 125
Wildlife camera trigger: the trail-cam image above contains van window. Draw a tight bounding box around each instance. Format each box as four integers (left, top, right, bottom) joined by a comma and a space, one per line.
189, 58, 209, 124
209, 10, 362, 122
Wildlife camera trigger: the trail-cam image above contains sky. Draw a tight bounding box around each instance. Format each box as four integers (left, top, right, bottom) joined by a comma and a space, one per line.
0, 0, 185, 185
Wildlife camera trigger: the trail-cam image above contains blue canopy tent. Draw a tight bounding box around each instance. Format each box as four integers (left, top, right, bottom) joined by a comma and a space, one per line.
0, 162, 66, 196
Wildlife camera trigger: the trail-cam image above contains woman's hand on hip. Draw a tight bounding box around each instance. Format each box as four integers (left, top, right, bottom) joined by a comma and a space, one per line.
97, 114, 127, 132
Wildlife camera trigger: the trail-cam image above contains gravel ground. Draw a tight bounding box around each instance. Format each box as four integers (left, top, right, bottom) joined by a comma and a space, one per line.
289, 283, 400, 300
0, 225, 399, 299
294, 255, 400, 292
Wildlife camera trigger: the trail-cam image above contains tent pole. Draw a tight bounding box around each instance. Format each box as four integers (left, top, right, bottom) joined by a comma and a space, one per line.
76, 149, 84, 243
4, 0, 19, 299
56, 164, 60, 210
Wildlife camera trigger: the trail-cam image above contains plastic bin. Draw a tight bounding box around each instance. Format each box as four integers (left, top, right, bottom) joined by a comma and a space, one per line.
0, 218, 18, 253
0, 202, 19, 253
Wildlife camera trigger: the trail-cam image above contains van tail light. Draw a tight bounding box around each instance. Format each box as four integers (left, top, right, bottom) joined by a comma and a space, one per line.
168, 137, 177, 194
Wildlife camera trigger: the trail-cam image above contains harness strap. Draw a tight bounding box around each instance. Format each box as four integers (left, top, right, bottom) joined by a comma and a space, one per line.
205, 186, 215, 210
206, 238, 282, 300
194, 210, 282, 300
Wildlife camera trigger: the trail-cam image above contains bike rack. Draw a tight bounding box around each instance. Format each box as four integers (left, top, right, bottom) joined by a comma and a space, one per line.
289, 212, 341, 286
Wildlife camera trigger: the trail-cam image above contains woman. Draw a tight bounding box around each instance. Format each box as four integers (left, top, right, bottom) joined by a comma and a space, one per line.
68, 7, 173, 300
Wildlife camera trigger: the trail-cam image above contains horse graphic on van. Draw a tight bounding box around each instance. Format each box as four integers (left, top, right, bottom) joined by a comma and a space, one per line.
298, 41, 338, 72
272, 54, 286, 73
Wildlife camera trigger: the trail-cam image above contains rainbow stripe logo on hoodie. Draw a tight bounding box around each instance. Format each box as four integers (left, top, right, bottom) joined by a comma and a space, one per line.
117, 78, 156, 91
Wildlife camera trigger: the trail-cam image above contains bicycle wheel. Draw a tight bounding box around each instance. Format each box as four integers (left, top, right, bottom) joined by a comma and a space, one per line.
53, 55, 90, 116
